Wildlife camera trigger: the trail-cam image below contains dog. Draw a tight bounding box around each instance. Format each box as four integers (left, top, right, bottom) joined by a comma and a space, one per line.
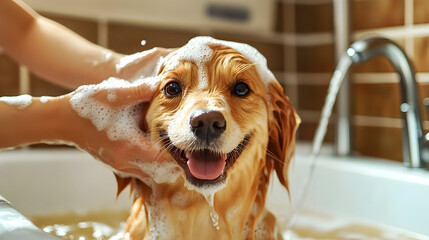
115, 37, 300, 240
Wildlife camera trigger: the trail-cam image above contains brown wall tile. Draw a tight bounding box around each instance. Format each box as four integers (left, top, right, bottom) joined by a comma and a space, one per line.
275, 1, 284, 33
30, 74, 70, 97
418, 83, 429, 120
278, 2, 295, 33
414, 0, 429, 24
108, 23, 197, 54
296, 44, 335, 72
0, 54, 19, 96
353, 125, 402, 162
295, 3, 334, 33
284, 84, 299, 109
43, 13, 98, 44
298, 84, 329, 111
274, 72, 286, 89
298, 121, 334, 142
414, 37, 429, 72
352, 0, 404, 31
284, 45, 296, 72
353, 82, 401, 118
351, 55, 396, 73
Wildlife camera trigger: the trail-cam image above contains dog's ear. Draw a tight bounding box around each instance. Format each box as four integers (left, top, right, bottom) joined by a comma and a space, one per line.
114, 173, 133, 198
266, 81, 300, 192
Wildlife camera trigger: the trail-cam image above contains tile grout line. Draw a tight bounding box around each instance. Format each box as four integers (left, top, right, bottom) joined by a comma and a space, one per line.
18, 65, 30, 95
283, 32, 334, 46
280, 0, 332, 5
281, 1, 300, 136
353, 23, 429, 40
280, 72, 429, 85
353, 115, 402, 128
404, 0, 414, 59
97, 18, 109, 48
299, 109, 405, 129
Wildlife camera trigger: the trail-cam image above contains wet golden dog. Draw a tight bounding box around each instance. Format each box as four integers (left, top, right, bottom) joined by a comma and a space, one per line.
116, 38, 300, 240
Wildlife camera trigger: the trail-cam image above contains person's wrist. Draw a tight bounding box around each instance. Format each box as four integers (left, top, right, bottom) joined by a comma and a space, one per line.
44, 95, 80, 144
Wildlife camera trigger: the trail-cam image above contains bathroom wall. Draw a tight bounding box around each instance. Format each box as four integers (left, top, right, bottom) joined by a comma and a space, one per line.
1, 0, 428, 162
277, 0, 429, 162
351, 0, 429, 162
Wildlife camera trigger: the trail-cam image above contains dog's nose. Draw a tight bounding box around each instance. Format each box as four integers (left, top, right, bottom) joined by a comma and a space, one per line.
190, 110, 226, 142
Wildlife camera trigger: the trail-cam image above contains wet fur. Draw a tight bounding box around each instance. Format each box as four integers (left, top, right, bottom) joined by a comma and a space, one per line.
117, 45, 300, 240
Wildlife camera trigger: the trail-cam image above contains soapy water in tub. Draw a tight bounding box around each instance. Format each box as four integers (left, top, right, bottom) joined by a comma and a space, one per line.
31, 209, 423, 240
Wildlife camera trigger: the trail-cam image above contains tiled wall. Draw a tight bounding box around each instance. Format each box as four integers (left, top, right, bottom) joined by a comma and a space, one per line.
351, 0, 429, 161
2, 0, 429, 162
279, 0, 429, 162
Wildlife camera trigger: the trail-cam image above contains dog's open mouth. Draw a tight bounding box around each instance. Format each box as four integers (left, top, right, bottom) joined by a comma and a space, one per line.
160, 133, 250, 186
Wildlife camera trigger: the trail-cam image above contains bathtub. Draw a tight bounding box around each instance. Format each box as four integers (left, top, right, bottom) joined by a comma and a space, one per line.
0, 143, 428, 238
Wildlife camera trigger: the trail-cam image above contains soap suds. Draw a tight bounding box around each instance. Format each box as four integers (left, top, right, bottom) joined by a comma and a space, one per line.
106, 91, 117, 102
40, 96, 54, 103
163, 36, 276, 90
131, 159, 182, 184
165, 38, 213, 89
0, 94, 32, 109
170, 192, 190, 208
70, 77, 147, 145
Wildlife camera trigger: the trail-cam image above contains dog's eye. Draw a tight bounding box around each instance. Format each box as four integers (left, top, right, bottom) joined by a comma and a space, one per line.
164, 81, 182, 97
233, 82, 250, 97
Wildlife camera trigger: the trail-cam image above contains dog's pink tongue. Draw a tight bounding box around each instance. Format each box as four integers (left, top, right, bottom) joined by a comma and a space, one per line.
187, 150, 226, 180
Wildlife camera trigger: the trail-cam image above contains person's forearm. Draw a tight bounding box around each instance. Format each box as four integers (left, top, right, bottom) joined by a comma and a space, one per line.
0, 96, 74, 149
0, 0, 124, 90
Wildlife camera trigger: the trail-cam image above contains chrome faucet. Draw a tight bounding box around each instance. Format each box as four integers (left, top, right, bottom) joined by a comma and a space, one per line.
337, 37, 429, 168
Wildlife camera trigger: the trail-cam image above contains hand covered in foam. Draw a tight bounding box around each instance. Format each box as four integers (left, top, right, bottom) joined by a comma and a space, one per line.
116, 47, 173, 81
64, 77, 165, 178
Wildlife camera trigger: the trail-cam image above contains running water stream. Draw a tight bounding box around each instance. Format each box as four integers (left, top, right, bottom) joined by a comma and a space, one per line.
285, 53, 353, 234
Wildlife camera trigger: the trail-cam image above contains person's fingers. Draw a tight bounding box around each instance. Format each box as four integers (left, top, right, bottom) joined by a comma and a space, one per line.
117, 48, 165, 73
110, 82, 154, 105
118, 47, 177, 79
90, 80, 158, 107
156, 47, 176, 57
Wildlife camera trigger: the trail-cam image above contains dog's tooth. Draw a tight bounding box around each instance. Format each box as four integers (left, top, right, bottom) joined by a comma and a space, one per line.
185, 152, 190, 159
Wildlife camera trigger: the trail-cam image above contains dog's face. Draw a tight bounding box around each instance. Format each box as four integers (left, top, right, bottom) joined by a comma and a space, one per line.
143, 39, 299, 194
146, 45, 268, 189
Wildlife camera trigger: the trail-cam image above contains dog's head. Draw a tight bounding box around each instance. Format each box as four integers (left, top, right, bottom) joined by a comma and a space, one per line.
141, 37, 300, 193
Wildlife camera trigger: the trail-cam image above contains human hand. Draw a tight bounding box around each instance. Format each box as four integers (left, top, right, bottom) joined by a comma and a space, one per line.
116, 47, 174, 81
59, 77, 169, 179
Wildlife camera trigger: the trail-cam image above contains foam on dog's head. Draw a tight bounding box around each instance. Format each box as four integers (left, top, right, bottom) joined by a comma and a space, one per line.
163, 36, 276, 89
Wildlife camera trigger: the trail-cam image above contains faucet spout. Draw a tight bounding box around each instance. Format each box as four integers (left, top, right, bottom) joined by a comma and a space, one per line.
345, 37, 426, 168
